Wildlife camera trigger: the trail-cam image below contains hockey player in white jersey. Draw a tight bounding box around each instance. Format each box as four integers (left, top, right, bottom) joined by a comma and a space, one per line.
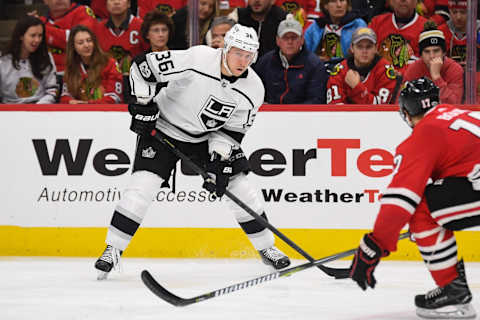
95, 24, 291, 279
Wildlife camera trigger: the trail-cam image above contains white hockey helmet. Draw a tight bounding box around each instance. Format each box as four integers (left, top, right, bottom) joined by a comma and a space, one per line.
222, 24, 259, 70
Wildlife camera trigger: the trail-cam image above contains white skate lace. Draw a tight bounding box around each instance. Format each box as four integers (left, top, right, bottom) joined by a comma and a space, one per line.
261, 247, 285, 261
426, 287, 443, 299
101, 245, 122, 270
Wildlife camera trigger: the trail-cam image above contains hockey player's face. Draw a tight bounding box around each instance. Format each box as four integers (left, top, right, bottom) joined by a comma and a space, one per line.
21, 24, 43, 57
391, 0, 416, 18
147, 23, 169, 51
226, 47, 255, 76
325, 0, 348, 21
74, 31, 94, 61
107, 0, 129, 16
352, 40, 376, 67
198, 0, 215, 20
450, 8, 467, 30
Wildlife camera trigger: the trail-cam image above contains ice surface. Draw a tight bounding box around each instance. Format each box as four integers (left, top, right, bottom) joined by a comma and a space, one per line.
1, 258, 479, 320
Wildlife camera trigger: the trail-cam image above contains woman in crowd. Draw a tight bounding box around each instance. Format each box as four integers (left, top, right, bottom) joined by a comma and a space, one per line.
168, 0, 218, 49
304, 0, 366, 64
0, 15, 57, 104
141, 9, 174, 52
61, 25, 123, 104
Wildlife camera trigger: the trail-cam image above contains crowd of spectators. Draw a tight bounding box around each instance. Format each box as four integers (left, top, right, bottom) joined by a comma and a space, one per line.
0, 0, 479, 105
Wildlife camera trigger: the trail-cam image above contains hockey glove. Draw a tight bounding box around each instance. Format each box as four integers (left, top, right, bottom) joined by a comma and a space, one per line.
202, 152, 233, 198
128, 102, 159, 136
349, 233, 389, 291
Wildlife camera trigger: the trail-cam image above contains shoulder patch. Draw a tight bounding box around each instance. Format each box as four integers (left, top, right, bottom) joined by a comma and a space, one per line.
329, 63, 343, 76
385, 65, 396, 80
133, 53, 157, 83
85, 6, 96, 18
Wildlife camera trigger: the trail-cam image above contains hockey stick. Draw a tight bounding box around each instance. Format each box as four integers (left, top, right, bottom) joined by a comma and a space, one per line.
150, 129, 350, 279
142, 232, 411, 306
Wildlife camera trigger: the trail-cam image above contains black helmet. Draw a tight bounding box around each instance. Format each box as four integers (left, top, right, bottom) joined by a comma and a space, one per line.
399, 77, 439, 119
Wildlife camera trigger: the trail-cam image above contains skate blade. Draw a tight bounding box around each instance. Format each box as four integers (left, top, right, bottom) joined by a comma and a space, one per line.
416, 303, 477, 319
97, 271, 109, 281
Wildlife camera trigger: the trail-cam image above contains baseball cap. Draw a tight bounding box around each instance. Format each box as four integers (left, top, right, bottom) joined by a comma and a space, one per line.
351, 27, 377, 45
277, 14, 302, 38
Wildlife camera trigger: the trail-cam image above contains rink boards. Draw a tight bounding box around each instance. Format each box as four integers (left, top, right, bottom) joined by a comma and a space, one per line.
1, 105, 479, 260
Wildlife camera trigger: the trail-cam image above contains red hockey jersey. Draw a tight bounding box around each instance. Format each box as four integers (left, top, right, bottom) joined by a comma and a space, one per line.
61, 58, 123, 104
90, 0, 108, 19
439, 23, 467, 64
41, 3, 97, 73
326, 56, 398, 104
137, 0, 187, 18
372, 105, 480, 251
93, 15, 147, 75
275, 0, 318, 22
370, 12, 428, 74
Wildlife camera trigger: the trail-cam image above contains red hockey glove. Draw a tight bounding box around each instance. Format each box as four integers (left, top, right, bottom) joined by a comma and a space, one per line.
349, 233, 389, 290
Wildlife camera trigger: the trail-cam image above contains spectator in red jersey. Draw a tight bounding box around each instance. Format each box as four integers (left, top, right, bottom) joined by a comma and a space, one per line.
61, 25, 123, 104
137, 0, 187, 18
140, 9, 174, 52
168, 0, 218, 49
326, 27, 398, 104
275, 0, 316, 26
370, 0, 428, 74
418, 0, 450, 26
404, 21, 464, 104
29, 0, 97, 76
206, 16, 236, 49
439, 0, 480, 67
94, 0, 146, 76
254, 14, 328, 104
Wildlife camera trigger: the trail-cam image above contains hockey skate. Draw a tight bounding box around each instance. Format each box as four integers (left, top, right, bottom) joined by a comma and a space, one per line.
415, 260, 476, 319
258, 246, 291, 270
94, 245, 123, 280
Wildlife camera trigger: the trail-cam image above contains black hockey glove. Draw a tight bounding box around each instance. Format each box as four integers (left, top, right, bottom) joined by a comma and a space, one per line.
349, 233, 389, 291
202, 152, 233, 198
128, 102, 159, 136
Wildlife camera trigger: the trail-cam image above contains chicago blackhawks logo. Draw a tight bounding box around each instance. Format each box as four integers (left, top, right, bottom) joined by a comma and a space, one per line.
16, 77, 39, 98
109, 46, 132, 74
450, 45, 466, 64
198, 95, 237, 131
79, 81, 104, 101
379, 34, 413, 68
280, 1, 300, 14
156, 4, 174, 16
318, 32, 343, 60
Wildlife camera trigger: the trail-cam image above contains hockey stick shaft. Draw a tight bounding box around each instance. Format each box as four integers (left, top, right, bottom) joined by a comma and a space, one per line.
150, 129, 349, 279
142, 232, 411, 306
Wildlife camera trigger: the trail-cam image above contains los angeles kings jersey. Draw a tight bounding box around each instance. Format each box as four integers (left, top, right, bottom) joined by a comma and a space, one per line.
372, 105, 480, 252
129, 45, 265, 156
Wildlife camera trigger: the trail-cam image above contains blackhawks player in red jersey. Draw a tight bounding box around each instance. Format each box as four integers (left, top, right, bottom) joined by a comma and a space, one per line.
326, 27, 398, 104
36, 0, 97, 74
349, 77, 480, 319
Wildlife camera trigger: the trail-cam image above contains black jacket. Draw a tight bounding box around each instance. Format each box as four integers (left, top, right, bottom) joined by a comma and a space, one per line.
236, 5, 286, 58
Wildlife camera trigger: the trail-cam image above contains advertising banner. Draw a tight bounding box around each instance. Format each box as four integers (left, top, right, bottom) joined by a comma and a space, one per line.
0, 108, 411, 229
